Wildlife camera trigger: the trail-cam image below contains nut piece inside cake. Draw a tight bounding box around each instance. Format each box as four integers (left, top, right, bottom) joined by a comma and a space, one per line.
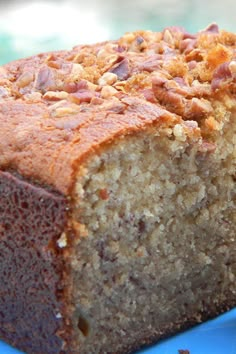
66, 110, 235, 353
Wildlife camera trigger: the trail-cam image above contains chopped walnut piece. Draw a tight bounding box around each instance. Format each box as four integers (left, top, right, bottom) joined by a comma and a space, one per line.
16, 72, 34, 88
63, 82, 78, 93
164, 26, 186, 42
185, 98, 213, 120
165, 78, 190, 97
43, 91, 69, 101
203, 23, 219, 33
49, 101, 79, 117
69, 63, 84, 81
96, 43, 119, 59
163, 29, 175, 47
188, 60, 197, 70
179, 38, 197, 54
137, 54, 163, 72
98, 98, 126, 114
87, 81, 98, 91
191, 80, 211, 96
47, 60, 61, 69
211, 62, 233, 91
109, 58, 130, 80
76, 80, 89, 91
152, 74, 168, 87
129, 36, 147, 52
35, 66, 54, 92
70, 90, 96, 104
113, 81, 127, 93
24, 92, 42, 102
119, 32, 136, 47
98, 72, 118, 86
152, 80, 185, 116
90, 96, 104, 105
101, 86, 118, 99
99, 54, 120, 72
141, 88, 157, 103
185, 49, 204, 62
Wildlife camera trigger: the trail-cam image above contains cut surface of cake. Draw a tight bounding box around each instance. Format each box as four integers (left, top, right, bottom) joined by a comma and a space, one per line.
0, 24, 235, 354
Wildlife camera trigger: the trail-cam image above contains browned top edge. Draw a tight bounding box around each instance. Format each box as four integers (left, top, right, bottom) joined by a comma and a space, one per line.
0, 24, 235, 195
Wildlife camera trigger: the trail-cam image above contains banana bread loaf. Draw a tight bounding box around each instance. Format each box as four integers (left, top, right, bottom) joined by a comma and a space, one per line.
0, 23, 235, 354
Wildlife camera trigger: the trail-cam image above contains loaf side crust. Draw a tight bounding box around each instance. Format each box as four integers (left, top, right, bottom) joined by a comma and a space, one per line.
0, 171, 69, 353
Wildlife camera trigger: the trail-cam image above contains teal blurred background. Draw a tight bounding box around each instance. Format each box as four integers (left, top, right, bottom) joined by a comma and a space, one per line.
0, 0, 236, 65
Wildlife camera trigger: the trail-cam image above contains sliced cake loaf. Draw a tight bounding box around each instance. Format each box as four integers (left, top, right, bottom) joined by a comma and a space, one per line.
0, 24, 235, 353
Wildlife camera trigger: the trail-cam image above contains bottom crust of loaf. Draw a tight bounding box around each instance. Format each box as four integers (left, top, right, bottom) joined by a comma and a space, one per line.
119, 297, 236, 354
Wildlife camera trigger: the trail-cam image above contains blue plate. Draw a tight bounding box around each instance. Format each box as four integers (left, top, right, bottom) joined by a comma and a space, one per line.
1, 308, 236, 354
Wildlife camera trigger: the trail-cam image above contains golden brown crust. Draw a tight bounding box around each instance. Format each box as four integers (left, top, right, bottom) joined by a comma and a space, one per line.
0, 98, 178, 194
0, 24, 235, 194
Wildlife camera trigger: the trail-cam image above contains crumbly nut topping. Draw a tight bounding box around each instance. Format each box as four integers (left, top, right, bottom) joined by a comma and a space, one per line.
1, 24, 236, 139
